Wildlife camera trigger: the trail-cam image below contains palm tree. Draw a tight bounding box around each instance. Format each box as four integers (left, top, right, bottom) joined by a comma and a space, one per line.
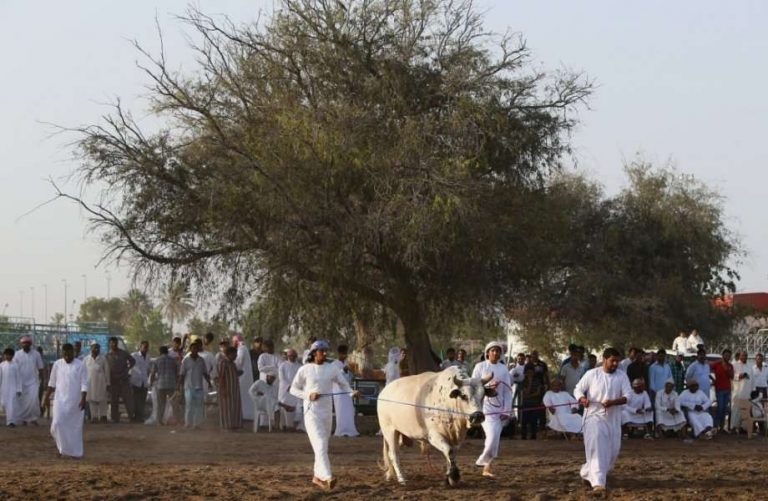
122, 289, 152, 325
159, 282, 194, 337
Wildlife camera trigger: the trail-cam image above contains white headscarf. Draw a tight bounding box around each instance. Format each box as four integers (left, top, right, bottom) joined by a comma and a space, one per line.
385, 347, 401, 385
484, 341, 504, 357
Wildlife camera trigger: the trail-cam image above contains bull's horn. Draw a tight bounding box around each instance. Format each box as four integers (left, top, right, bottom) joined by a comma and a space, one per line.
453, 375, 464, 387
481, 373, 493, 385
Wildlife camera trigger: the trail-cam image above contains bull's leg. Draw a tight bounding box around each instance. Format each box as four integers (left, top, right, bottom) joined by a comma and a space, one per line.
383, 429, 407, 485
429, 436, 460, 487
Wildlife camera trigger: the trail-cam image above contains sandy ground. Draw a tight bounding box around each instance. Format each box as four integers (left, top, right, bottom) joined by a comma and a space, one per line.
0, 414, 764, 500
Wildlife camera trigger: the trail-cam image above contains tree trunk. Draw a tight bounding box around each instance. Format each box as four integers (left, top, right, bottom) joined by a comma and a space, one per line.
352, 313, 376, 378
397, 302, 439, 375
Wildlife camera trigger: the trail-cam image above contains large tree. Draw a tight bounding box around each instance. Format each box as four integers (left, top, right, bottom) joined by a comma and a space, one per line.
66, 0, 590, 372
512, 162, 740, 353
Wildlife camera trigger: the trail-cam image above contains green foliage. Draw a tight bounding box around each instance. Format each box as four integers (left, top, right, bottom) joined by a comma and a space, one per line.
187, 316, 230, 342
512, 161, 739, 354
69, 0, 590, 373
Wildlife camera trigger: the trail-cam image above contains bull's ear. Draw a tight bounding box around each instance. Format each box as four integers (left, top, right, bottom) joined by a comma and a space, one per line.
449, 389, 462, 399
484, 387, 498, 398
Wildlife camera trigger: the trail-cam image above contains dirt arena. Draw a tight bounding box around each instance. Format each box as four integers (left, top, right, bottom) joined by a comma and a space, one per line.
1, 415, 763, 500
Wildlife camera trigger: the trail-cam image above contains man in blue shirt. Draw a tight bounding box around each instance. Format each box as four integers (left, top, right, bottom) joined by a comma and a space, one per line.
648, 349, 673, 404
685, 349, 711, 396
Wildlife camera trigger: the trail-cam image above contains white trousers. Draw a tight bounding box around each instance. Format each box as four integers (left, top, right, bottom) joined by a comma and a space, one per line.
304, 406, 333, 480
475, 418, 503, 466
581, 414, 621, 488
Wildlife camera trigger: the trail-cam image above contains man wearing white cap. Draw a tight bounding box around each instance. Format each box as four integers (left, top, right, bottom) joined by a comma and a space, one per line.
574, 347, 632, 494
290, 340, 359, 490
472, 341, 512, 478
678, 378, 714, 439
654, 378, 686, 435
621, 379, 654, 439
14, 335, 45, 425
233, 334, 255, 421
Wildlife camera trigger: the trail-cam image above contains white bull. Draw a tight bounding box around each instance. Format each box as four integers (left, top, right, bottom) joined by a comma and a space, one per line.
377, 366, 494, 486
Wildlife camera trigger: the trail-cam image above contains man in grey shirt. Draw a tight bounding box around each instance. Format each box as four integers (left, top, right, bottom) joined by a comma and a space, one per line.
559, 351, 586, 396
179, 340, 210, 429
106, 337, 135, 423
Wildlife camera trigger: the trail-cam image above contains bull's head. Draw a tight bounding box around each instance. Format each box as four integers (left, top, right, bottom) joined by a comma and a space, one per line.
448, 373, 486, 426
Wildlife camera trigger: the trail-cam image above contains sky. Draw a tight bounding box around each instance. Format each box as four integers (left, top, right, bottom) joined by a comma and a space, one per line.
1, 1, 767, 324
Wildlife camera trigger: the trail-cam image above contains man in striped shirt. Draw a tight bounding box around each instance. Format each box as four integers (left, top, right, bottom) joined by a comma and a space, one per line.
150, 346, 178, 426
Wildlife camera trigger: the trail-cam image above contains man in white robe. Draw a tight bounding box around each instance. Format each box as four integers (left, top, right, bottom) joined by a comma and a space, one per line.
543, 378, 582, 434
0, 349, 23, 426
84, 343, 110, 423
290, 340, 358, 490
331, 344, 359, 437
731, 351, 753, 432
655, 379, 686, 435
671, 331, 689, 355
622, 379, 654, 439
679, 379, 714, 439
257, 340, 282, 427
472, 341, 512, 478
233, 334, 255, 420
383, 347, 401, 386
14, 335, 44, 425
43, 343, 89, 458
686, 329, 704, 353
278, 349, 302, 431
574, 347, 632, 494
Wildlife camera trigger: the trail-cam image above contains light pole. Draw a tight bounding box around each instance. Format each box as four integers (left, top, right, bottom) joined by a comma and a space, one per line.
82, 274, 87, 302
43, 284, 48, 323
30, 286, 35, 323
2, 303, 7, 315
106, 274, 111, 300
62, 279, 68, 327
19, 289, 24, 317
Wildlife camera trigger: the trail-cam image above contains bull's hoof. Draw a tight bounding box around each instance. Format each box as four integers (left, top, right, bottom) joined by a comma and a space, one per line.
397, 479, 407, 486
446, 474, 461, 487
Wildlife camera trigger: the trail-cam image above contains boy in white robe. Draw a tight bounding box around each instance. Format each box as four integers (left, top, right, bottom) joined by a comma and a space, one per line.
278, 349, 302, 431
290, 340, 358, 491
543, 377, 582, 435
233, 335, 255, 421
654, 378, 686, 436
14, 335, 44, 425
678, 379, 714, 439
331, 344, 359, 437
84, 343, 110, 423
574, 347, 632, 494
43, 343, 89, 458
0, 349, 23, 426
622, 379, 654, 439
472, 341, 513, 478
731, 351, 752, 432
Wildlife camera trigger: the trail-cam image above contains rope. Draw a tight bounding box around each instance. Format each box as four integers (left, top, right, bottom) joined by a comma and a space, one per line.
316, 391, 581, 417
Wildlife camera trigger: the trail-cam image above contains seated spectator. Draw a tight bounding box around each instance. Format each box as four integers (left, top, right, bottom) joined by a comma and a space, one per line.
655, 378, 686, 437
622, 379, 654, 439
542, 378, 582, 435
679, 379, 714, 440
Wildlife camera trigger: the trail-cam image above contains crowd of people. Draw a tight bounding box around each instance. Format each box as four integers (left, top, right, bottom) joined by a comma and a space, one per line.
3, 327, 768, 493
